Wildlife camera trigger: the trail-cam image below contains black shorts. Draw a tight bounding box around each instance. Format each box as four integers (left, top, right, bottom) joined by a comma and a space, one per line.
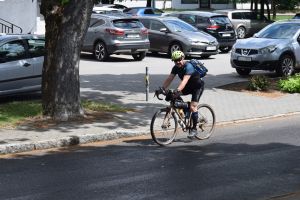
182, 80, 204, 102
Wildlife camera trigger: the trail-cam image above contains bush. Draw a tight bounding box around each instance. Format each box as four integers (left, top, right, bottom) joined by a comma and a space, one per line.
279, 73, 300, 93
247, 75, 270, 91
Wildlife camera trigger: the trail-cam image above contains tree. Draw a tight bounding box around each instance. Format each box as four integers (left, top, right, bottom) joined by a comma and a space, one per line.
40, 0, 95, 121
147, 0, 152, 7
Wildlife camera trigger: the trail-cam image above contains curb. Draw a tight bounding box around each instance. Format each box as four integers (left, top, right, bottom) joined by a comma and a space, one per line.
0, 112, 299, 155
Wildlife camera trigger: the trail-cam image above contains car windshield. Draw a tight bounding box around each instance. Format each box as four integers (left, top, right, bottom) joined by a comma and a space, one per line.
164, 20, 198, 32
210, 16, 231, 25
256, 23, 300, 39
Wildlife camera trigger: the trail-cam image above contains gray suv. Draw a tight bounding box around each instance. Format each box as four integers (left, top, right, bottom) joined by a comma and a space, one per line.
82, 14, 150, 61
215, 9, 273, 39
231, 20, 300, 76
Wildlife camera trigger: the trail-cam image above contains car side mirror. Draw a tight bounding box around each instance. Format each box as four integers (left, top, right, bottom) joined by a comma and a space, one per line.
253, 33, 258, 38
160, 28, 168, 33
298, 36, 300, 43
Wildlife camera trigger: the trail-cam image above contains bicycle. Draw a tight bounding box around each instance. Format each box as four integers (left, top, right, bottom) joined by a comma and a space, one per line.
150, 88, 216, 146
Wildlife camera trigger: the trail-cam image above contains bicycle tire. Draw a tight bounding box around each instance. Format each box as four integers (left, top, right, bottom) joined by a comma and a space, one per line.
195, 104, 215, 140
150, 108, 178, 146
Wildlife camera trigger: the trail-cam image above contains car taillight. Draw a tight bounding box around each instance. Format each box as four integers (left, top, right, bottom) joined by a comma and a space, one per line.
106, 28, 125, 35
207, 25, 220, 30
141, 28, 148, 35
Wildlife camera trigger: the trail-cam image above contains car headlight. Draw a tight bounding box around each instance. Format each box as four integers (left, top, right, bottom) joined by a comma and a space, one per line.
259, 45, 277, 54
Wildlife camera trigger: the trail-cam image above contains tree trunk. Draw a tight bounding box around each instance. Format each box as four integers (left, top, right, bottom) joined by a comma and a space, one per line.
146, 0, 152, 7
272, 0, 277, 20
266, 0, 270, 20
260, 0, 265, 20
40, 0, 94, 121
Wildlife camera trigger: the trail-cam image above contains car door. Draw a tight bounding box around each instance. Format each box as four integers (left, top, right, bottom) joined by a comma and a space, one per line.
83, 18, 106, 52
0, 39, 34, 94
148, 19, 171, 52
295, 33, 300, 68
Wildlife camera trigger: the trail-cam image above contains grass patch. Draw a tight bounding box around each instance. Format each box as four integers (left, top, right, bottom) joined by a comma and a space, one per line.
0, 100, 132, 128
275, 15, 294, 21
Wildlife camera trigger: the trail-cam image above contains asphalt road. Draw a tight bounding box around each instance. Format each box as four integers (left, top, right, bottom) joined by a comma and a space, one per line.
0, 114, 299, 200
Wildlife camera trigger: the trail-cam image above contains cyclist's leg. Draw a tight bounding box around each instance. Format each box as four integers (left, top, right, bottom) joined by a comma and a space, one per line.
191, 81, 204, 131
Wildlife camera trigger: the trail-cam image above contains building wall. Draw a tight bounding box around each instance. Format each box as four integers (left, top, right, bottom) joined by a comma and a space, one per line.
171, 0, 234, 9
0, 0, 37, 34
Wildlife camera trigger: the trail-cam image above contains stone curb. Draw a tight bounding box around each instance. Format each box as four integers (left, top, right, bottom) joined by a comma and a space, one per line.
0, 112, 299, 155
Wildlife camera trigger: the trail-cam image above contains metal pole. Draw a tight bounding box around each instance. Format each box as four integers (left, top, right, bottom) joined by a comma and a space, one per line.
145, 67, 149, 101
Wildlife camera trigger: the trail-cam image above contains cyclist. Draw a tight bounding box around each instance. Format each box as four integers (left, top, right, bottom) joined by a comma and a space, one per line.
160, 51, 204, 138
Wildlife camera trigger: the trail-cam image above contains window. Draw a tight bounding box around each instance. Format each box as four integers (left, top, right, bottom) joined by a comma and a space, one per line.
243, 12, 258, 20
232, 12, 243, 19
28, 39, 45, 58
181, 0, 198, 4
150, 20, 165, 31
0, 40, 26, 62
139, 19, 150, 29
180, 14, 196, 25
90, 19, 105, 27
113, 20, 143, 29
196, 16, 208, 24
211, 0, 229, 3
144, 9, 154, 15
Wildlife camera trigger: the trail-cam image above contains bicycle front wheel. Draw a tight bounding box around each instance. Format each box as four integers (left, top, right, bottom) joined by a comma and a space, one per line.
195, 104, 216, 140
150, 108, 178, 146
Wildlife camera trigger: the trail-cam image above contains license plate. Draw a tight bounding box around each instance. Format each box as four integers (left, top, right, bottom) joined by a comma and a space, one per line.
238, 56, 252, 61
222, 33, 231, 37
206, 46, 216, 51
127, 34, 140, 38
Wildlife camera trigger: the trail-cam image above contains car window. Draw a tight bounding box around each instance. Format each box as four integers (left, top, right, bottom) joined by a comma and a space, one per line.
232, 12, 243, 19
196, 16, 208, 24
90, 19, 105, 27
164, 19, 198, 32
0, 40, 26, 63
150, 20, 165, 31
144, 9, 154, 15
139, 19, 150, 29
123, 8, 137, 14
113, 19, 143, 29
28, 39, 45, 58
210, 16, 232, 25
180, 14, 196, 24
243, 12, 258, 20
257, 23, 300, 39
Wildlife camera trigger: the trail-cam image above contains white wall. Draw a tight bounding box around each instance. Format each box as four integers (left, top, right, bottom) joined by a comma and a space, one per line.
116, 0, 172, 9
0, 0, 37, 34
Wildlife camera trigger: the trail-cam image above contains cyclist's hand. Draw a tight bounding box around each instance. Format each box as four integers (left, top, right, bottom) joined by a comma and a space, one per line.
155, 87, 165, 99
172, 89, 182, 99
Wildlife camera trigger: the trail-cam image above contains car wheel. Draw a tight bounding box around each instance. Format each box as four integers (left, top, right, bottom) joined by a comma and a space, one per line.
219, 46, 232, 53
94, 41, 109, 61
236, 68, 251, 76
132, 52, 146, 61
236, 27, 246, 39
276, 54, 295, 77
168, 42, 182, 57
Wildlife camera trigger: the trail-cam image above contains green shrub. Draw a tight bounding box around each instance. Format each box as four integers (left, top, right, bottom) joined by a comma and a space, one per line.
279, 73, 300, 93
247, 75, 270, 91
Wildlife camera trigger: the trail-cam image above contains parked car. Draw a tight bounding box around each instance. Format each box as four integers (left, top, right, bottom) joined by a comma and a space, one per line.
92, 7, 124, 15
94, 3, 128, 11
292, 13, 300, 19
166, 11, 236, 53
123, 7, 164, 16
0, 34, 45, 95
138, 16, 219, 58
230, 20, 300, 76
82, 14, 150, 61
215, 9, 274, 39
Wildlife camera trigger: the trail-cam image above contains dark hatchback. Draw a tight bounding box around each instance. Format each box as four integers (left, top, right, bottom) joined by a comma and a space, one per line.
166, 11, 236, 53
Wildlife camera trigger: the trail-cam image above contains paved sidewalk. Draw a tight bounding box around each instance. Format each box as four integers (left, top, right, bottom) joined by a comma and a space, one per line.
0, 84, 299, 155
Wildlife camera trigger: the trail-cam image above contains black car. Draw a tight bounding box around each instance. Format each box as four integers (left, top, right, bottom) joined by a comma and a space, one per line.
292, 13, 300, 19
166, 11, 236, 53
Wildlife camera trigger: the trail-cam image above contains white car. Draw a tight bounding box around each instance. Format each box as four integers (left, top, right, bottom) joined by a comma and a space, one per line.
92, 7, 124, 15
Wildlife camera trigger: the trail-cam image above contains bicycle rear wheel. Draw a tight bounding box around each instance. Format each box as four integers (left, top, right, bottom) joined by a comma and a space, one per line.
195, 104, 215, 140
150, 108, 178, 146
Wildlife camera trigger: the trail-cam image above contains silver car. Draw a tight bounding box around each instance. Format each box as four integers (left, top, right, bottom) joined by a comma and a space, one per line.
0, 34, 45, 95
231, 20, 300, 76
138, 16, 219, 59
215, 9, 274, 39
82, 14, 150, 61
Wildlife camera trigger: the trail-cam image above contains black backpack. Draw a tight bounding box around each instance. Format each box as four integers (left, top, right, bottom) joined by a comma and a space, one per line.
189, 59, 208, 78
